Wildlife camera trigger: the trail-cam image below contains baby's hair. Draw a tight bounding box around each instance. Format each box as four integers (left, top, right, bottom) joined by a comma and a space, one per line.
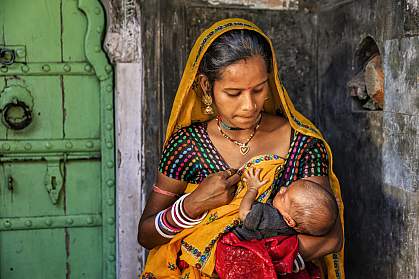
289, 180, 338, 236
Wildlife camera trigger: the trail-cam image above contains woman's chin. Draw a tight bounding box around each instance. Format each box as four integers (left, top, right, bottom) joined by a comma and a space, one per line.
234, 116, 259, 128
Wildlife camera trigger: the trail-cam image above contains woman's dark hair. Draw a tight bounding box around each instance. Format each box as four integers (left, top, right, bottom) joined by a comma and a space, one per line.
199, 29, 272, 86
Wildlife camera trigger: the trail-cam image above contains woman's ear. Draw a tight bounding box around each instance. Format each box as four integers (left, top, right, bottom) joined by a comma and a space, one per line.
282, 212, 296, 228
198, 74, 211, 95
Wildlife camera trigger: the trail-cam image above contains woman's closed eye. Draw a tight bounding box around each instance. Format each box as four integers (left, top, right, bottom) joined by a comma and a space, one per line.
224, 90, 241, 96
224, 86, 265, 96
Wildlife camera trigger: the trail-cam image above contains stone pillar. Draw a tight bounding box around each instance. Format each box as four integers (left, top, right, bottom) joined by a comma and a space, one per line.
101, 0, 146, 278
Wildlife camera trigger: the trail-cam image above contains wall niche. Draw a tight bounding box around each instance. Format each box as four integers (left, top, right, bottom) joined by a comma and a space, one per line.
347, 36, 384, 111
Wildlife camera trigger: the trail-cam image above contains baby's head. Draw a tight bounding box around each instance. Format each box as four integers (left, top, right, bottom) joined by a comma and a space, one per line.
273, 180, 338, 236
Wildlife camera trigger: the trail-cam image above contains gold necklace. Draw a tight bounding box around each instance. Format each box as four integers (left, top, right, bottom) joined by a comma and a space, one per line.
216, 114, 262, 155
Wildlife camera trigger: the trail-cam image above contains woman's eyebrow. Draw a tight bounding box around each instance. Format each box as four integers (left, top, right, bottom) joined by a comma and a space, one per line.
224, 79, 268, 90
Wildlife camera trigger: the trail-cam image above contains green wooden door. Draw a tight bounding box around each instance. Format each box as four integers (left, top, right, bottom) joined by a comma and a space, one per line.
0, 0, 115, 278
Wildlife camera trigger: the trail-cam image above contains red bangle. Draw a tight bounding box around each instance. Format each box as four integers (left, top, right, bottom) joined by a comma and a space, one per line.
152, 184, 179, 197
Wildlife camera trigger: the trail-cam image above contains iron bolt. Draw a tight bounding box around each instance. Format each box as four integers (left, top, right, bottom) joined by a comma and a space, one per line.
108, 255, 115, 262
106, 123, 112, 130
24, 143, 32, 150
106, 85, 112, 92
107, 217, 114, 225
45, 219, 52, 226
107, 198, 114, 206
105, 65, 112, 72
95, 46, 101, 53
2, 143, 10, 151
106, 104, 112, 111
0, 66, 8, 73
21, 65, 29, 73
108, 236, 115, 243
63, 64, 71, 72
65, 142, 73, 149
106, 179, 114, 187
94, 7, 101, 15
106, 142, 113, 149
106, 161, 113, 168
45, 142, 52, 149
24, 220, 32, 227
84, 64, 92, 72
42, 64, 51, 72
86, 141, 94, 148
4, 220, 11, 228
16, 48, 26, 58
96, 27, 102, 34
66, 218, 74, 225
86, 217, 94, 224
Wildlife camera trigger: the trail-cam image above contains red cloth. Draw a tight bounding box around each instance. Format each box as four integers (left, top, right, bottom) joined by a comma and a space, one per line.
215, 232, 320, 279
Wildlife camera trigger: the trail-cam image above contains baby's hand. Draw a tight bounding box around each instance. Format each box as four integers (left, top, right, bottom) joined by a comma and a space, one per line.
242, 168, 268, 192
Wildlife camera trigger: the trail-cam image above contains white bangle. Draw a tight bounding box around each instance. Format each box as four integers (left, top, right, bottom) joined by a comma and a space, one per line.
171, 194, 208, 229
178, 194, 207, 223
171, 198, 194, 228
155, 210, 176, 238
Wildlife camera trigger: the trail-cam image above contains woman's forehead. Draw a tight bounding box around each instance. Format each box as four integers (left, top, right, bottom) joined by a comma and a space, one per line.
216, 56, 268, 87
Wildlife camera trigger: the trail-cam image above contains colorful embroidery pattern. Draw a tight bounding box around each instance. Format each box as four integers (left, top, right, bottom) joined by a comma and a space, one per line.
159, 123, 227, 184
168, 262, 177, 271
181, 219, 241, 270
206, 212, 219, 224
281, 131, 328, 186
159, 123, 328, 189
141, 272, 156, 279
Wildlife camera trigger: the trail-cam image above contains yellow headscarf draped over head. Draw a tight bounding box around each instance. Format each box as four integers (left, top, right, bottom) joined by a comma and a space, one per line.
142, 18, 344, 279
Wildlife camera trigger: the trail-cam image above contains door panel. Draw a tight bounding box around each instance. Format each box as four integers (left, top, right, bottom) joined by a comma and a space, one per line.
2, 0, 62, 62
64, 76, 101, 138
67, 227, 103, 279
0, 0, 115, 278
66, 160, 101, 215
62, 0, 88, 62
0, 161, 64, 218
1, 229, 66, 279
0, 77, 64, 140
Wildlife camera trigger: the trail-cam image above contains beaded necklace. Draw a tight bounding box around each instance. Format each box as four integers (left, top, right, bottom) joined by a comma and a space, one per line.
216, 114, 262, 155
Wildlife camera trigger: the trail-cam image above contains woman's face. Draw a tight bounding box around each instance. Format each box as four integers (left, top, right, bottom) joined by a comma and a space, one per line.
211, 55, 269, 129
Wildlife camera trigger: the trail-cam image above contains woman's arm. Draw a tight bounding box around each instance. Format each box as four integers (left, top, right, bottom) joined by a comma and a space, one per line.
137, 173, 187, 250
297, 175, 343, 261
138, 170, 241, 250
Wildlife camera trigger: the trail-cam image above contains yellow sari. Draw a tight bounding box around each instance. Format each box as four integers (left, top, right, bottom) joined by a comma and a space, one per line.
141, 18, 345, 279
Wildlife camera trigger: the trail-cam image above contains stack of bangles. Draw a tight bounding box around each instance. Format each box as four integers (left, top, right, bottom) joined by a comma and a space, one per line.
155, 193, 208, 238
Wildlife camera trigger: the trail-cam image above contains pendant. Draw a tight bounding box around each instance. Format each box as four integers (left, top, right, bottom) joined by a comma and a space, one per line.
239, 144, 250, 155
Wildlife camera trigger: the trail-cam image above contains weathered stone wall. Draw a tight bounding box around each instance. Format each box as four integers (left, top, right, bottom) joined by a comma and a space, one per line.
102, 0, 418, 278
317, 0, 418, 278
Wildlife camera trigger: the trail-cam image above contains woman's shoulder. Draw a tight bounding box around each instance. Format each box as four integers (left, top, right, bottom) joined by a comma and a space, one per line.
165, 122, 208, 145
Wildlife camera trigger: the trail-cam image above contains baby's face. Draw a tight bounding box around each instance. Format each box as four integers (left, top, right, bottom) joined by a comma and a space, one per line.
272, 184, 295, 216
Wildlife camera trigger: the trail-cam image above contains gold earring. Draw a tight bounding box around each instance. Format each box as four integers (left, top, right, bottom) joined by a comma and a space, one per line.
202, 94, 214, 114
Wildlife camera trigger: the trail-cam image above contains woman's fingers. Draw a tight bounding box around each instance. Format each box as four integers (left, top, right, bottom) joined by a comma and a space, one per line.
218, 168, 237, 179
226, 173, 241, 186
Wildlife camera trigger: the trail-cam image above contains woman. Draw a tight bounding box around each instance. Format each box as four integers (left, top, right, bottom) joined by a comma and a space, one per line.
138, 18, 344, 279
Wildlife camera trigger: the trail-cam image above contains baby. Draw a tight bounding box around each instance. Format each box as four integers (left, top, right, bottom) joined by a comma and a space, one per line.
236, 168, 338, 240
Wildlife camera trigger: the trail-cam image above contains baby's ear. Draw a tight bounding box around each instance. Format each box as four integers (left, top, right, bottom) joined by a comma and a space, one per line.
282, 212, 296, 228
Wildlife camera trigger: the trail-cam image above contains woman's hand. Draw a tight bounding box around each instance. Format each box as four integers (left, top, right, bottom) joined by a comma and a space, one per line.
138, 170, 240, 249
183, 169, 241, 218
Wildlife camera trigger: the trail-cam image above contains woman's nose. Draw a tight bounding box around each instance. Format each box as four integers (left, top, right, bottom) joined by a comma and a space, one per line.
241, 92, 256, 111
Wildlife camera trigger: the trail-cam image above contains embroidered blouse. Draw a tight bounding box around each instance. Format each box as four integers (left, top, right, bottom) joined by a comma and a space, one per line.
158, 122, 328, 188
